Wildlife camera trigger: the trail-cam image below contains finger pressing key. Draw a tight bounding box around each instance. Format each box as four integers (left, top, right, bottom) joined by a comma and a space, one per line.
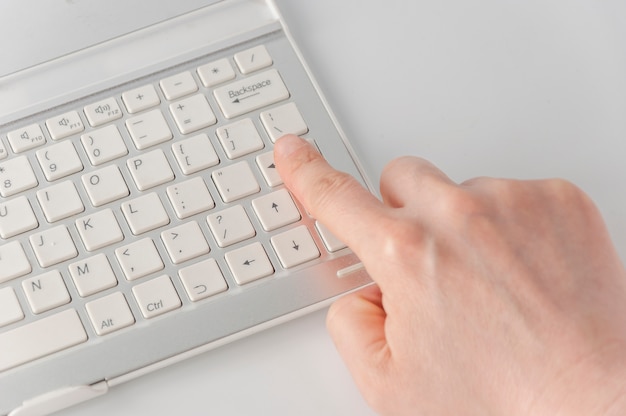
274, 135, 386, 261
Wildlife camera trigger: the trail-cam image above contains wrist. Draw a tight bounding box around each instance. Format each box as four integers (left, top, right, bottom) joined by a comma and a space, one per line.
533, 341, 626, 416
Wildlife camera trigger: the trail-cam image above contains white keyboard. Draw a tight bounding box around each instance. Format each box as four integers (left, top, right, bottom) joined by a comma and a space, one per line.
0, 42, 352, 373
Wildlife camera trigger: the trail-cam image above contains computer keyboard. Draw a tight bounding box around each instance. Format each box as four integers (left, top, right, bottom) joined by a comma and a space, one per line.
0, 42, 352, 372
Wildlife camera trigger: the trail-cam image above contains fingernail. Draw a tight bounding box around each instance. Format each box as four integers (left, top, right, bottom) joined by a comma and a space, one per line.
275, 135, 309, 158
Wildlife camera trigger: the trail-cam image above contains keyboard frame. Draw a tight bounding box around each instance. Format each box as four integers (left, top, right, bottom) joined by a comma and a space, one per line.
0, 2, 373, 414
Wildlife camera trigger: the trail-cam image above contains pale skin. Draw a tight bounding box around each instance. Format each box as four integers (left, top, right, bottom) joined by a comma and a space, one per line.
274, 134, 626, 416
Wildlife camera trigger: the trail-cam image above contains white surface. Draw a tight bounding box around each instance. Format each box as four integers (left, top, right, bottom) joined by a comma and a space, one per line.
59, 1, 626, 415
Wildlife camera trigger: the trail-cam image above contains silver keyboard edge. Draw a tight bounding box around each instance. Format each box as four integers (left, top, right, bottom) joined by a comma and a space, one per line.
0, 0, 279, 126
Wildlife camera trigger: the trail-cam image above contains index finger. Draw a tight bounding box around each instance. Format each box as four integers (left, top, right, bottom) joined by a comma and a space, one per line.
274, 135, 387, 259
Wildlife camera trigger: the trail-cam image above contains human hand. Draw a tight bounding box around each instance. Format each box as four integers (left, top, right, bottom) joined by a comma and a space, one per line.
274, 135, 626, 416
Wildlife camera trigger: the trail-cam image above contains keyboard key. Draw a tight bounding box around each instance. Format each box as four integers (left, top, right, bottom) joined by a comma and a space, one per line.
0, 140, 8, 160
121, 192, 170, 235
0, 155, 38, 197
7, 123, 46, 153
171, 133, 220, 175
270, 225, 320, 269
84, 97, 123, 127
161, 221, 210, 264
75, 208, 124, 251
122, 84, 161, 114
169, 94, 217, 134
225, 242, 274, 285
82, 165, 129, 207
252, 189, 301, 231
37, 180, 85, 223
234, 45, 273, 74
0, 308, 87, 372
81, 125, 128, 166
22, 270, 71, 314
316, 221, 347, 252
0, 287, 24, 328
216, 118, 265, 159
179, 258, 227, 302
213, 69, 290, 119
126, 109, 173, 150
30, 225, 78, 268
132, 275, 182, 319
166, 177, 215, 219
197, 58, 236, 87
46, 111, 85, 140
36, 140, 84, 181
260, 102, 308, 142
127, 149, 175, 191
255, 151, 283, 187
160, 71, 198, 100
0, 195, 38, 238
211, 161, 260, 203
207, 205, 256, 247
86, 292, 135, 336
0, 241, 32, 283
115, 238, 164, 281
69, 253, 118, 297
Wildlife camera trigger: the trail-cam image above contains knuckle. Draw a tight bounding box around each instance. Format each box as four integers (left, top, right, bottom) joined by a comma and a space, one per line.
544, 178, 586, 203
379, 218, 426, 265
438, 187, 490, 221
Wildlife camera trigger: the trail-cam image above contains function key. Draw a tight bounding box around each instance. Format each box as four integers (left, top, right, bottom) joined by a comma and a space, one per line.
122, 84, 161, 114
45, 111, 84, 140
160, 71, 198, 100
197, 58, 236, 87
7, 124, 46, 153
84, 97, 123, 127
234, 45, 273, 74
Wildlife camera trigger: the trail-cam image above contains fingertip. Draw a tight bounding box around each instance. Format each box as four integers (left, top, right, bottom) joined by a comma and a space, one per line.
274, 134, 312, 160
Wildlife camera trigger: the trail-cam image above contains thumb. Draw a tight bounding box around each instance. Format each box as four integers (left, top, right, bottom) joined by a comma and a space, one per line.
326, 285, 390, 397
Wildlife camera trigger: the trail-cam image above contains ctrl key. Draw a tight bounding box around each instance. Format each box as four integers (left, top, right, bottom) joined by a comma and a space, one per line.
0, 309, 87, 372
132, 275, 182, 319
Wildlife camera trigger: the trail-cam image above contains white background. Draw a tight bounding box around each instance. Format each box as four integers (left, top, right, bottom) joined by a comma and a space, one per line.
62, 1, 626, 414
